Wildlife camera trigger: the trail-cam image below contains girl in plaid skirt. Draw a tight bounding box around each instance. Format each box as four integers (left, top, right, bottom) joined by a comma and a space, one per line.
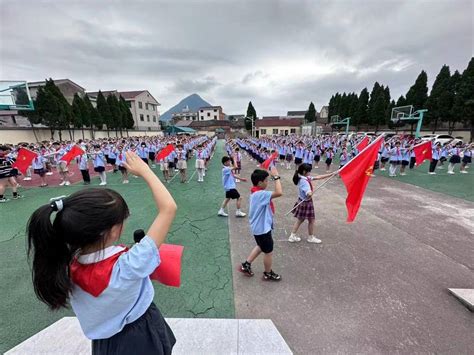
288, 163, 335, 244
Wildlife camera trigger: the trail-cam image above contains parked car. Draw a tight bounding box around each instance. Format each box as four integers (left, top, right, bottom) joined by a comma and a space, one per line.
450, 138, 464, 146
421, 134, 454, 145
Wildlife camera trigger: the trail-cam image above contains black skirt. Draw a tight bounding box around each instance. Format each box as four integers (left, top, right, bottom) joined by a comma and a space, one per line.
449, 155, 461, 164
92, 303, 175, 355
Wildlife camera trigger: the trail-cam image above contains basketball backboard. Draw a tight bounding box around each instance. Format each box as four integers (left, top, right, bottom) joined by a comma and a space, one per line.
0, 81, 34, 110
391, 105, 413, 122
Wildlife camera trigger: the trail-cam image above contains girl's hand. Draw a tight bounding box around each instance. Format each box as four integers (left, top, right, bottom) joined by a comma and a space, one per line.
123, 151, 152, 177
240, 177, 247, 182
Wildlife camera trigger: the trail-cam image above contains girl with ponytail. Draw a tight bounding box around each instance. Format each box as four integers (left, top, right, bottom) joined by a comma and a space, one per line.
27, 151, 177, 354
288, 163, 335, 244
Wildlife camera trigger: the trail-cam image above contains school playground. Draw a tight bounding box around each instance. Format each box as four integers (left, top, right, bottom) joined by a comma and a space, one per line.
1, 140, 473, 354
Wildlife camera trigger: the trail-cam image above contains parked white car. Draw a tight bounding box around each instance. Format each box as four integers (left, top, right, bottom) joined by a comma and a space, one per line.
421, 134, 454, 145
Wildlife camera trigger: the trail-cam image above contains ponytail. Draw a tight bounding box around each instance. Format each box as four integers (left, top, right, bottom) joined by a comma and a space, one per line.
27, 204, 73, 310
292, 170, 300, 185
293, 163, 313, 185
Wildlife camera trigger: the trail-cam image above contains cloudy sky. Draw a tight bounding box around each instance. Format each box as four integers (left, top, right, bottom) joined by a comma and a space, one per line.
1, 0, 472, 116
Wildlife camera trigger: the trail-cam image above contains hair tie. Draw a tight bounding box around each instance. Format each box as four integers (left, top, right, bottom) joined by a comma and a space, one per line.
50, 196, 67, 212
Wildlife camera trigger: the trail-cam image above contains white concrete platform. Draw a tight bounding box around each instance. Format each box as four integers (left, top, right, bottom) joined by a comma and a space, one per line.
6, 317, 292, 354
448, 288, 474, 312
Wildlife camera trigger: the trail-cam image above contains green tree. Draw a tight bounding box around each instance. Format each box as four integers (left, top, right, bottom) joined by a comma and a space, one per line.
396, 95, 407, 107
304, 102, 316, 123
245, 101, 257, 131
35, 85, 61, 139
82, 94, 98, 138
354, 88, 369, 130
458, 58, 474, 141
405, 70, 428, 111
119, 96, 135, 132
372, 92, 386, 133
107, 94, 122, 135
72, 93, 86, 139
96, 91, 111, 136
368, 82, 382, 128
44, 79, 73, 140
426, 65, 451, 133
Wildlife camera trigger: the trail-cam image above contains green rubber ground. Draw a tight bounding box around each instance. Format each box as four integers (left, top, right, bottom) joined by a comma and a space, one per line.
0, 140, 234, 353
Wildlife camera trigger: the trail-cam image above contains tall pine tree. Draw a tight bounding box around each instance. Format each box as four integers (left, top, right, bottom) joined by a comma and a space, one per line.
405, 70, 428, 111
354, 88, 369, 130
305, 102, 316, 123
245, 101, 257, 131
426, 65, 451, 132
96, 91, 111, 136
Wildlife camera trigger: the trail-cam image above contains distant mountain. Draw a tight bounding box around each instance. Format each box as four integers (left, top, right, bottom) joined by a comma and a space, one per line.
160, 93, 211, 121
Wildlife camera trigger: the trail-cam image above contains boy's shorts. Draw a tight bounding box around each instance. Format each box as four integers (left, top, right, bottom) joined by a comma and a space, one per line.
225, 189, 240, 199
254, 231, 274, 253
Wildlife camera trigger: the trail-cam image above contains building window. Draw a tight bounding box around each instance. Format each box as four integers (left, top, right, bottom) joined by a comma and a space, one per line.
201, 117, 204, 120
207, 112, 210, 117
214, 109, 217, 112
291, 128, 296, 133
140, 114, 144, 121
146, 103, 149, 110
200, 110, 203, 113
153, 116, 156, 122
138, 101, 143, 109
147, 115, 150, 122
214, 115, 217, 119
273, 129, 278, 134
261, 129, 267, 134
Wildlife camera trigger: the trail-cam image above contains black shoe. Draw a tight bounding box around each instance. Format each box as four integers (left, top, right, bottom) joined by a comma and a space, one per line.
12, 194, 24, 200
239, 262, 254, 277
263, 270, 281, 281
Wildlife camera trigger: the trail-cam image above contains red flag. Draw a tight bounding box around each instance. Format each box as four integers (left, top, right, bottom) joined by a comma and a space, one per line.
156, 144, 175, 161
12, 148, 37, 174
61, 145, 84, 165
150, 244, 184, 288
260, 152, 278, 170
356, 136, 369, 151
339, 135, 384, 222
413, 141, 432, 166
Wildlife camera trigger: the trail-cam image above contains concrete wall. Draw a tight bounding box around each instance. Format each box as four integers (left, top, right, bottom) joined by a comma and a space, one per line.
258, 126, 301, 136
0, 128, 163, 144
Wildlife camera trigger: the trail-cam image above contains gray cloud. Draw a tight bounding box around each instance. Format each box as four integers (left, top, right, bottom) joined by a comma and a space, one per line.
0, 0, 472, 116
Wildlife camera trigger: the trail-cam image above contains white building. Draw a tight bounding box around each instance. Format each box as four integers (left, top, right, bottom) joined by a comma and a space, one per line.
172, 105, 198, 121
198, 106, 224, 121
320, 106, 329, 121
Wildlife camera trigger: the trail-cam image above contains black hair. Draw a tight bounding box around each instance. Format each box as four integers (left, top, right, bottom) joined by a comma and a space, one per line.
251, 169, 269, 186
27, 188, 129, 310
293, 163, 312, 185
222, 156, 231, 164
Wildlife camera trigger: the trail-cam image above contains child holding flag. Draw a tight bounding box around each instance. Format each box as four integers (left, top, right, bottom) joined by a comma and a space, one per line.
240, 166, 283, 281
288, 163, 335, 244
27, 151, 177, 354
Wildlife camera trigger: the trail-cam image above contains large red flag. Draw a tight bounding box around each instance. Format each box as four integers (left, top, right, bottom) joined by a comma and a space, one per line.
356, 136, 370, 151
413, 141, 432, 166
61, 145, 84, 165
150, 244, 184, 288
260, 152, 279, 170
12, 148, 37, 174
156, 144, 175, 161
339, 135, 384, 222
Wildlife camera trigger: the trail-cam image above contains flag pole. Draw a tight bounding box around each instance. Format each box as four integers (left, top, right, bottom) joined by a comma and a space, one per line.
338, 133, 385, 175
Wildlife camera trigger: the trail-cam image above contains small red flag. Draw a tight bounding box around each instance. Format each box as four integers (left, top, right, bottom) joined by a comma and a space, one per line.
413, 141, 432, 166
356, 136, 369, 151
12, 148, 38, 174
156, 144, 175, 161
150, 244, 184, 288
260, 152, 279, 170
339, 135, 384, 222
61, 145, 84, 165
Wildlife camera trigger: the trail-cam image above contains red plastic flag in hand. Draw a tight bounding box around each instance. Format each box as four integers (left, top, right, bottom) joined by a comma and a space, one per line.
413, 141, 432, 166
12, 148, 38, 174
156, 144, 175, 161
339, 135, 384, 222
260, 152, 279, 170
61, 145, 84, 165
356, 136, 370, 151
150, 244, 184, 288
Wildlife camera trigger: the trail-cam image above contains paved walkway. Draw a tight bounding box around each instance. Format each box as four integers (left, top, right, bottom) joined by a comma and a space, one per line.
228, 152, 474, 354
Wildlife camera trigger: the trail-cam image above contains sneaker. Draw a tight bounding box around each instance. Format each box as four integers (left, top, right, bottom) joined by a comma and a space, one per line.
45, 172, 53, 176
380, 168, 386, 171
123, 180, 129, 184
218, 209, 228, 217
23, 177, 32, 181
64, 181, 71, 186
263, 270, 281, 281
428, 172, 436, 175
460, 170, 468, 174
0, 197, 10, 203
99, 182, 107, 186
389, 174, 396, 177
400, 173, 406, 176
235, 210, 247, 217
288, 233, 301, 243
307, 236, 322, 244
447, 171, 455, 175
12, 194, 24, 200
239, 262, 254, 277
59, 181, 66, 186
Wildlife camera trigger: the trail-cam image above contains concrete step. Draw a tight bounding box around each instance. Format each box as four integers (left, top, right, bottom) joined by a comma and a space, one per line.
7, 317, 292, 354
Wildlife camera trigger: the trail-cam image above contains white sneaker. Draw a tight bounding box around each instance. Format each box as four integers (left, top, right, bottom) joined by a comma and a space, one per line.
59, 181, 66, 186
46, 172, 53, 176
389, 174, 396, 177
460, 170, 468, 174
447, 171, 455, 175
218, 209, 228, 217
380, 168, 386, 171
307, 236, 322, 244
99, 181, 107, 186
123, 180, 129, 184
23, 177, 32, 181
235, 210, 247, 217
428, 172, 436, 175
400, 173, 406, 176
65, 181, 71, 186
288, 233, 301, 243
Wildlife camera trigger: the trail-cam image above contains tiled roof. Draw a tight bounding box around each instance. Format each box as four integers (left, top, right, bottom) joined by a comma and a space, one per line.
28, 79, 85, 91
119, 91, 160, 105
287, 110, 306, 116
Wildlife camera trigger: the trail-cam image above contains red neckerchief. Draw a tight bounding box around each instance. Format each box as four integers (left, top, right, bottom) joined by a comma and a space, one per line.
306, 177, 313, 191
250, 186, 275, 214
70, 247, 128, 297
